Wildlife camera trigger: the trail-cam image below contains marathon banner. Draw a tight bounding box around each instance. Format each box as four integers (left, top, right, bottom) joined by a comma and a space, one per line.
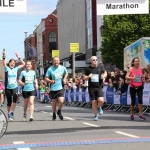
64, 83, 150, 105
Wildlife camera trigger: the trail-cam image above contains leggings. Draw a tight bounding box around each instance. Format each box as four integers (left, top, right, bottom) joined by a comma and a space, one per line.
5, 88, 18, 107
130, 86, 143, 106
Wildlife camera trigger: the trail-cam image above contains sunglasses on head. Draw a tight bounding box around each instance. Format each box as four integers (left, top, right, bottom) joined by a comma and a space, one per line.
92, 59, 97, 61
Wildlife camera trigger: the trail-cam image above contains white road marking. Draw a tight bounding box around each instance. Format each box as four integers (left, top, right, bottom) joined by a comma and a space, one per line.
13, 141, 24, 144
45, 106, 52, 107
41, 111, 48, 114
34, 109, 39, 111
13, 141, 31, 150
115, 131, 139, 138
64, 117, 75, 121
82, 122, 99, 127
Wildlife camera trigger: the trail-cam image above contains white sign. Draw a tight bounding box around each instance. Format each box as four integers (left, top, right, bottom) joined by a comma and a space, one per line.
0, 0, 27, 13
97, 0, 149, 15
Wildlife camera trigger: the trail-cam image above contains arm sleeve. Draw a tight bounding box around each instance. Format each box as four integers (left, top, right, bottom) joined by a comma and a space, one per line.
46, 68, 51, 78
84, 68, 89, 76
4, 66, 8, 72
63, 67, 67, 74
34, 71, 36, 79
19, 71, 23, 79
100, 64, 105, 73
16, 66, 20, 71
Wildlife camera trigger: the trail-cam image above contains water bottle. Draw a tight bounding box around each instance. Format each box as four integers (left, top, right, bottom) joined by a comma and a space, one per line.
14, 51, 20, 58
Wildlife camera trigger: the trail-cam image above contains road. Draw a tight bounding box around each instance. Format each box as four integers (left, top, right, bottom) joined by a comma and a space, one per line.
0, 97, 150, 150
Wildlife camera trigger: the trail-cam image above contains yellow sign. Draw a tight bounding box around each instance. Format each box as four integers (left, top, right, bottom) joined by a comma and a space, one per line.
70, 43, 79, 52
52, 50, 59, 58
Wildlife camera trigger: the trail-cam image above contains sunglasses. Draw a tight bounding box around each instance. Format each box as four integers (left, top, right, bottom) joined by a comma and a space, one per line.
92, 59, 97, 61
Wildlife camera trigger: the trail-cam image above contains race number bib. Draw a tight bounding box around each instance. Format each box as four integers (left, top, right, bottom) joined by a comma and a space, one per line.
25, 76, 33, 84
91, 74, 99, 82
134, 75, 141, 82
9, 78, 16, 85
54, 72, 62, 80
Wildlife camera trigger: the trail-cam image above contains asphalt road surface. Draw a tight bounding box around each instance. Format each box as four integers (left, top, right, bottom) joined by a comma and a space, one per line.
0, 97, 150, 150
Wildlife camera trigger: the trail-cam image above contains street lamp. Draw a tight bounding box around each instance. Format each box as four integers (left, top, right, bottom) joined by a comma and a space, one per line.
24, 30, 28, 60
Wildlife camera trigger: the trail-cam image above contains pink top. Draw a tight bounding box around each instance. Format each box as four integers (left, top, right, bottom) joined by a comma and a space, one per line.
130, 67, 143, 87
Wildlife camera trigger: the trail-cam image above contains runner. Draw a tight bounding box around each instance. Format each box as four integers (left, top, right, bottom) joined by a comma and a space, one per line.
0, 80, 5, 106
83, 56, 107, 121
45, 56, 68, 121
18, 61, 38, 121
126, 57, 146, 120
2, 49, 25, 121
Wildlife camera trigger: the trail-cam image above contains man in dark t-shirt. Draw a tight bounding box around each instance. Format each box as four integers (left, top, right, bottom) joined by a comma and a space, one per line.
83, 56, 107, 121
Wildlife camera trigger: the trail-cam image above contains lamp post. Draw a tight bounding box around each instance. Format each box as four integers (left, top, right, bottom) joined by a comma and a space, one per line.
24, 30, 28, 60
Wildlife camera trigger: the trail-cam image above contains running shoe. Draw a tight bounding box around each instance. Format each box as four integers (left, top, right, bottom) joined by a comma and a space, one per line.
29, 116, 34, 121
139, 114, 146, 120
98, 107, 103, 115
130, 114, 134, 120
23, 114, 27, 121
57, 111, 63, 120
9, 112, 15, 121
52, 113, 56, 121
94, 115, 98, 121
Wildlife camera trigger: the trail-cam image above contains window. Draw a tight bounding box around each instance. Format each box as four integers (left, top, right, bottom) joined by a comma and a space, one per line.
86, 0, 92, 50
42, 34, 45, 45
49, 32, 56, 42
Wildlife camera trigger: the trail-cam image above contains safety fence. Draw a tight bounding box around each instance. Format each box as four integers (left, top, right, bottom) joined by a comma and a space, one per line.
35, 83, 150, 114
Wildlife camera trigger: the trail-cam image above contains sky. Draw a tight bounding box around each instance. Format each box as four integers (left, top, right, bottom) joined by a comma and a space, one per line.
0, 0, 57, 62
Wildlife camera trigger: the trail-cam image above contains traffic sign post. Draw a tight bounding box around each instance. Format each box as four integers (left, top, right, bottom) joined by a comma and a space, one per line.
52, 50, 60, 58
70, 43, 79, 78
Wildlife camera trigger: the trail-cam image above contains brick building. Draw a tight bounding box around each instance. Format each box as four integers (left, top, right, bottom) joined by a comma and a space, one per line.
24, 34, 37, 61
42, 14, 58, 63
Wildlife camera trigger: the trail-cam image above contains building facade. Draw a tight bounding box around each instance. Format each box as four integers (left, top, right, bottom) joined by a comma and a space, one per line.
57, 0, 86, 60
57, 0, 103, 65
42, 14, 58, 63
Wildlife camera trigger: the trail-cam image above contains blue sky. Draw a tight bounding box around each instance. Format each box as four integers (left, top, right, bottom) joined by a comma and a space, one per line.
0, 0, 57, 62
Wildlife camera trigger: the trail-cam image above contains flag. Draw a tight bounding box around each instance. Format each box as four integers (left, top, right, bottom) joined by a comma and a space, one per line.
28, 45, 33, 57
28, 44, 37, 58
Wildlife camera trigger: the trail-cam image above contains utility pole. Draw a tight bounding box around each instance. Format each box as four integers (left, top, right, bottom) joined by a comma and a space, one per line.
24, 30, 28, 60
72, 3, 75, 78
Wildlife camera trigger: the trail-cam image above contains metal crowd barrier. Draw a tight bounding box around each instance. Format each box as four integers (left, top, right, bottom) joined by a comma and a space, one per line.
35, 84, 150, 115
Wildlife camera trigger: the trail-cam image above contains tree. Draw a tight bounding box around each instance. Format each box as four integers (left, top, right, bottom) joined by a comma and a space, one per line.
100, 2, 150, 69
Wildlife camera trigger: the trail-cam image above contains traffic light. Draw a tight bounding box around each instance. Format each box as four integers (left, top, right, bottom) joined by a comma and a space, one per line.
69, 55, 72, 68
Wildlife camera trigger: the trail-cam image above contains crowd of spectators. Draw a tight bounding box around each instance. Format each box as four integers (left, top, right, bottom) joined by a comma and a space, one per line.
35, 64, 150, 103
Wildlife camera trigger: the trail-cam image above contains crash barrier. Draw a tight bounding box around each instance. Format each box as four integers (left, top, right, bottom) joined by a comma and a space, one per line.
63, 83, 150, 114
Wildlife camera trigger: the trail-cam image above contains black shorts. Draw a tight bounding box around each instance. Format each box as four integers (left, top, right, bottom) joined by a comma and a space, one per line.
88, 87, 103, 101
50, 89, 64, 99
22, 90, 35, 99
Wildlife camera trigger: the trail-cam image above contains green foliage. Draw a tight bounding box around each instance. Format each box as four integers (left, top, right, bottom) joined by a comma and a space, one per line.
100, 2, 150, 69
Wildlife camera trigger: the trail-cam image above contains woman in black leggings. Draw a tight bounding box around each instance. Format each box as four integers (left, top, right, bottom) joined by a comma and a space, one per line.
126, 57, 146, 121
2, 50, 25, 121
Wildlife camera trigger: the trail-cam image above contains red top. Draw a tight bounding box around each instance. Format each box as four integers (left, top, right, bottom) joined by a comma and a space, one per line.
130, 67, 143, 87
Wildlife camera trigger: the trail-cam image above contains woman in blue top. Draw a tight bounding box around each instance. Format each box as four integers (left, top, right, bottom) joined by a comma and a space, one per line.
2, 50, 25, 121
18, 61, 38, 121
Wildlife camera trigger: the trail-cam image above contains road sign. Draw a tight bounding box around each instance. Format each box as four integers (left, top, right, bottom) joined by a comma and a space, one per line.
70, 43, 79, 52
97, 0, 149, 15
0, 0, 27, 13
52, 50, 60, 58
